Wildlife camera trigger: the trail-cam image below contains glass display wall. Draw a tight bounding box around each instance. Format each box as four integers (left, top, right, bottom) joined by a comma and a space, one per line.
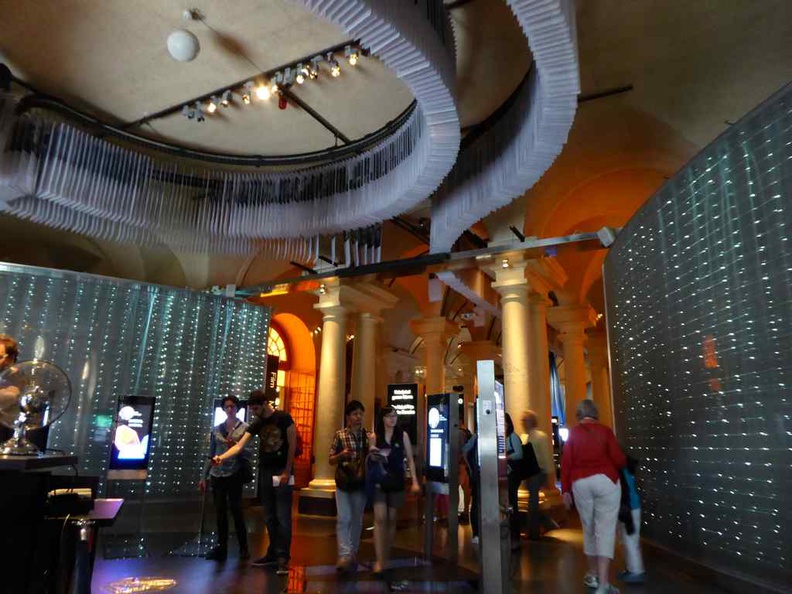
604, 84, 791, 590
0, 263, 270, 498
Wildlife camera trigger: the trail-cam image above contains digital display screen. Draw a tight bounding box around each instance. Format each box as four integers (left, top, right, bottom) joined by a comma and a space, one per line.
425, 393, 450, 483
109, 395, 156, 471
212, 398, 248, 427
387, 383, 418, 444
494, 380, 506, 460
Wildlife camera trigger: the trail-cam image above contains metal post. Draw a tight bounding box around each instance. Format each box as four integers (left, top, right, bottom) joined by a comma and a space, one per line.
476, 360, 510, 593
447, 392, 459, 565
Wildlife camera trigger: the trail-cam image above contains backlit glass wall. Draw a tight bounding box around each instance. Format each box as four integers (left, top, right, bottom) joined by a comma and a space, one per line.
0, 263, 270, 498
604, 85, 791, 590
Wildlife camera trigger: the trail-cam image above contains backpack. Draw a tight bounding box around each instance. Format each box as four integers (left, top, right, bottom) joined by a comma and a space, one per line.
508, 436, 541, 481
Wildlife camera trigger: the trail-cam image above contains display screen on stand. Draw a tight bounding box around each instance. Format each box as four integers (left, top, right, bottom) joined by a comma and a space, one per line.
425, 393, 450, 484
494, 380, 507, 477
109, 395, 156, 472
212, 399, 249, 426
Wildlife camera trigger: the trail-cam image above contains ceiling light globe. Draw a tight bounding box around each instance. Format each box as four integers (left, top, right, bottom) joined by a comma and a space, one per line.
166, 29, 200, 62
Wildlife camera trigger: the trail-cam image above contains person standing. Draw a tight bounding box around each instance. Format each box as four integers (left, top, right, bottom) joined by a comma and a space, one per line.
521, 409, 558, 539
200, 395, 250, 561
214, 390, 296, 575
561, 399, 626, 594
370, 406, 420, 579
617, 455, 645, 584
329, 400, 372, 573
504, 413, 524, 548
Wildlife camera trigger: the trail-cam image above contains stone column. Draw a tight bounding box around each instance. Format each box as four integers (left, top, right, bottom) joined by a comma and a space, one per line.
548, 305, 597, 424
587, 330, 613, 427
491, 262, 531, 425
350, 312, 381, 428
306, 303, 348, 495
527, 293, 553, 439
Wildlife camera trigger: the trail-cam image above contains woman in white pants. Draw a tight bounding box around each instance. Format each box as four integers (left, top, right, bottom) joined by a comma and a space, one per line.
561, 400, 626, 594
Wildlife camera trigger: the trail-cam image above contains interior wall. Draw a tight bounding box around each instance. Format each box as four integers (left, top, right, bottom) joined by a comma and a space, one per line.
604, 85, 791, 590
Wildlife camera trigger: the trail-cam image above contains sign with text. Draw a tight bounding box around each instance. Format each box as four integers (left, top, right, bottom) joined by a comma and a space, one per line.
387, 383, 418, 444
265, 354, 279, 400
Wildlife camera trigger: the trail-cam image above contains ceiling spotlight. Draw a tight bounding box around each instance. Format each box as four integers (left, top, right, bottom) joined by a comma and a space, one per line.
194, 102, 205, 122
181, 104, 195, 120
330, 59, 341, 77
220, 90, 232, 107
295, 63, 306, 85
241, 81, 253, 104
345, 45, 359, 66
319, 283, 326, 295
283, 67, 295, 86
502, 258, 510, 268
255, 83, 271, 100
206, 96, 218, 114
309, 55, 322, 79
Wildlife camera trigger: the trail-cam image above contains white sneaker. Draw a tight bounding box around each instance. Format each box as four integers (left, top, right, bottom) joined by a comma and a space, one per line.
583, 574, 599, 589
471, 536, 479, 545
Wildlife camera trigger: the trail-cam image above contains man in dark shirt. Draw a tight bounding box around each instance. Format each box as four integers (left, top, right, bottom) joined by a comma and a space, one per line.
214, 389, 296, 574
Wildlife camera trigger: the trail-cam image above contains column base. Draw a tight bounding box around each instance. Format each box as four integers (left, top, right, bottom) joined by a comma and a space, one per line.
298, 481, 337, 516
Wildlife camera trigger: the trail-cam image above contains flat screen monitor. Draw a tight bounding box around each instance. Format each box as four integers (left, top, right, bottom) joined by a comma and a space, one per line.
425, 393, 450, 483
212, 398, 248, 427
109, 395, 156, 472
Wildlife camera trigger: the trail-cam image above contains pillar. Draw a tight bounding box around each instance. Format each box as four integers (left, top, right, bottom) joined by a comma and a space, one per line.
548, 305, 597, 424
527, 293, 553, 438
491, 262, 530, 425
587, 330, 613, 427
306, 303, 347, 494
458, 340, 500, 430
350, 312, 381, 429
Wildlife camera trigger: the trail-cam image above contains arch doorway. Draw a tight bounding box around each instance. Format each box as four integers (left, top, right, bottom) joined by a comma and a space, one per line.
267, 314, 317, 487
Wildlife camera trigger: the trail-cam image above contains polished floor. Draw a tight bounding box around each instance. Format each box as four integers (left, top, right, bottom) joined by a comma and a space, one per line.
93, 497, 731, 593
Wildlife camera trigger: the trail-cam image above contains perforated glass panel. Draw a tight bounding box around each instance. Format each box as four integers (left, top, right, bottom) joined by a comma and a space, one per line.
0, 264, 270, 498
604, 85, 791, 589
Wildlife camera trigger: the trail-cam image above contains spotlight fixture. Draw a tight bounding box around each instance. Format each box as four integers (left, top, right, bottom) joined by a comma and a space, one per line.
345, 45, 359, 66
194, 102, 205, 122
283, 67, 295, 86
241, 81, 254, 104
295, 63, 306, 85
206, 96, 218, 114
220, 90, 232, 107
255, 83, 271, 101
181, 104, 195, 120
309, 55, 322, 79
318, 283, 326, 295
330, 59, 341, 77
502, 258, 510, 268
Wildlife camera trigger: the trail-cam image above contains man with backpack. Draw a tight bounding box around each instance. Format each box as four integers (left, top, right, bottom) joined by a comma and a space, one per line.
521, 410, 558, 539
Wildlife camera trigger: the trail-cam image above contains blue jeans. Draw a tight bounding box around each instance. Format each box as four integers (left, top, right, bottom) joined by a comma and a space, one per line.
259, 473, 293, 561
335, 488, 366, 558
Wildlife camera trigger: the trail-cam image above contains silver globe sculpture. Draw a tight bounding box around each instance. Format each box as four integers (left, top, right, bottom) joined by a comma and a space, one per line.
0, 360, 71, 456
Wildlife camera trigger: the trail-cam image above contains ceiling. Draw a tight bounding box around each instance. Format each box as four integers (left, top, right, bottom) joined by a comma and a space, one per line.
0, 0, 531, 157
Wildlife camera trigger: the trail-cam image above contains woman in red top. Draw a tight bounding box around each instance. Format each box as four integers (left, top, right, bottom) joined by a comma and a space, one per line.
561, 399, 626, 594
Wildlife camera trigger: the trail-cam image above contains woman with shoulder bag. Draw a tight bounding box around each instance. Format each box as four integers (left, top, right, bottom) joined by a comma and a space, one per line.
505, 413, 524, 549
199, 395, 250, 561
369, 406, 420, 579
329, 400, 373, 573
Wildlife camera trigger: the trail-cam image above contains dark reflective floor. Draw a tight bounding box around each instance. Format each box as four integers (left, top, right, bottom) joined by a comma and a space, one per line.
93, 499, 731, 593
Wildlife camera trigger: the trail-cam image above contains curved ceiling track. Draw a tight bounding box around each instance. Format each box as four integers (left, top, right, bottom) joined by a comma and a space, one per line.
0, 1, 460, 253
429, 0, 580, 253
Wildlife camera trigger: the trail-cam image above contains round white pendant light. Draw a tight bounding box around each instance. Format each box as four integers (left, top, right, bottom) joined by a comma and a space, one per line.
167, 29, 200, 62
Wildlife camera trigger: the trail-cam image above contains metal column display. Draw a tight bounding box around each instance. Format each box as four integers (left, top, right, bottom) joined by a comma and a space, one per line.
422, 393, 459, 564
476, 360, 510, 592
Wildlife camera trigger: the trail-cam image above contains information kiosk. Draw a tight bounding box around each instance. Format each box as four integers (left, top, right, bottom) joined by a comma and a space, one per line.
476, 360, 510, 591
423, 392, 459, 564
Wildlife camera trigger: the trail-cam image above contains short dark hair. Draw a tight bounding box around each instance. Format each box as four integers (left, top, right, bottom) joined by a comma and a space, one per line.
248, 390, 267, 406
221, 395, 240, 408
345, 400, 365, 417
0, 335, 18, 363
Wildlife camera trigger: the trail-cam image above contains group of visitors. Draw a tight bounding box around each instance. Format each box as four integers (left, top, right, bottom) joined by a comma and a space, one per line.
200, 389, 644, 591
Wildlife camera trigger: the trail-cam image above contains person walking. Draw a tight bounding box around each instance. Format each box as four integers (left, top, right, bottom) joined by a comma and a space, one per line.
214, 390, 296, 576
329, 400, 372, 573
617, 455, 645, 584
370, 406, 420, 579
561, 399, 626, 594
200, 395, 250, 561
505, 413, 524, 548
521, 409, 558, 539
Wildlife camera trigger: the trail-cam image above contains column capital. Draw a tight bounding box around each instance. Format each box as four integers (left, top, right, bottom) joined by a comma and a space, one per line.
313, 302, 348, 320
458, 339, 501, 363
409, 316, 458, 342
490, 261, 529, 295
313, 278, 398, 316
548, 305, 597, 340
586, 330, 609, 365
